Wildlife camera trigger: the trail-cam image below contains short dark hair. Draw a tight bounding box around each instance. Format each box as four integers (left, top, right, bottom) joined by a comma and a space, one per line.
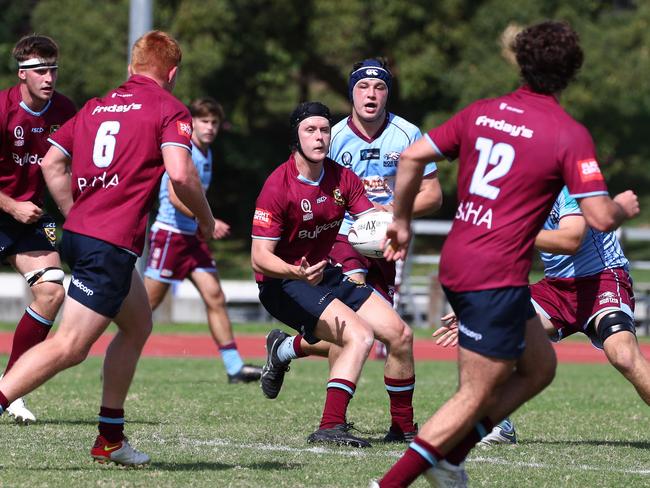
13, 34, 58, 63
514, 21, 583, 94
189, 97, 225, 121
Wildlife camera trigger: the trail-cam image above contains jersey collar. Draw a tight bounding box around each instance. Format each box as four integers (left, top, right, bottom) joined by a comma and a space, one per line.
346, 112, 390, 143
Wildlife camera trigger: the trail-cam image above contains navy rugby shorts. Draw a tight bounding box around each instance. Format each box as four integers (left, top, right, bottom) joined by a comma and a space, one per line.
258, 265, 373, 344
0, 212, 57, 261
443, 285, 537, 360
60, 231, 136, 318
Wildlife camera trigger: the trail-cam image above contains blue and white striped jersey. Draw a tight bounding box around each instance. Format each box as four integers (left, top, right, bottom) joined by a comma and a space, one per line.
541, 186, 628, 278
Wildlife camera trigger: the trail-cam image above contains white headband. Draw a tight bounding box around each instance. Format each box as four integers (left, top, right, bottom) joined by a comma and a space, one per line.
18, 58, 58, 70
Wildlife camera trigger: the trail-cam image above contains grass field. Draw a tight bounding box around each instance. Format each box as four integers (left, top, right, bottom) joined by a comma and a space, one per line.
1, 351, 649, 487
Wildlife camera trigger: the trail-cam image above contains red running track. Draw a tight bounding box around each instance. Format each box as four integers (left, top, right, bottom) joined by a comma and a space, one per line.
1, 332, 648, 363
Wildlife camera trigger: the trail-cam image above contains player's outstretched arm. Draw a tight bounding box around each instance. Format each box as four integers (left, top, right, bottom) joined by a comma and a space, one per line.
251, 239, 326, 284
41, 145, 73, 217
412, 174, 443, 217
578, 191, 639, 232
163, 145, 215, 239
535, 215, 587, 255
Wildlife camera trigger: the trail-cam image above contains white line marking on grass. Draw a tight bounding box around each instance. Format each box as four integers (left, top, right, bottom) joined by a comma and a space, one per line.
470, 457, 650, 476
177, 437, 650, 476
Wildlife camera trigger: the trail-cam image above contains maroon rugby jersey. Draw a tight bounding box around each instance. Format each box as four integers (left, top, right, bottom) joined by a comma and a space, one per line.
0, 85, 76, 207
427, 86, 608, 292
252, 155, 373, 282
49, 75, 192, 255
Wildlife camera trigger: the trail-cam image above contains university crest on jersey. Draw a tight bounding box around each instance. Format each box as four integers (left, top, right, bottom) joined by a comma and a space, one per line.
49, 125, 60, 134
333, 188, 346, 206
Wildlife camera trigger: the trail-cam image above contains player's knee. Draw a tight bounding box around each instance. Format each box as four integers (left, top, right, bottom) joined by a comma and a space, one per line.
597, 311, 636, 345
383, 318, 413, 351
206, 289, 227, 311
33, 281, 65, 310
606, 345, 638, 376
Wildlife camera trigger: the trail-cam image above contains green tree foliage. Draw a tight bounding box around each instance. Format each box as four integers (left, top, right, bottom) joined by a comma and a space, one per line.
0, 0, 647, 235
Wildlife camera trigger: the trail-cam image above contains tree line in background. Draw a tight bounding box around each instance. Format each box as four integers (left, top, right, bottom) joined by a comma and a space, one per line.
1, 0, 648, 239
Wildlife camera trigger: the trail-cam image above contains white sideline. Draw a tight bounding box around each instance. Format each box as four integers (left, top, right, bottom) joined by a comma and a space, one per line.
176, 436, 650, 476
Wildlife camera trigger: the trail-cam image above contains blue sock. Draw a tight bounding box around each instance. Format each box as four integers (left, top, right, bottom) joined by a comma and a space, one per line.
220, 344, 244, 376
276, 336, 298, 362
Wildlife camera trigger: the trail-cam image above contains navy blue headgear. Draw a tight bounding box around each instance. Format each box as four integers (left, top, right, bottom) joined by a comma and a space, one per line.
348, 59, 392, 100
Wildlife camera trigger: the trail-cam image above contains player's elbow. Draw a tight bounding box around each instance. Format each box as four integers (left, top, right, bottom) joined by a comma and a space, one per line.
586, 214, 618, 233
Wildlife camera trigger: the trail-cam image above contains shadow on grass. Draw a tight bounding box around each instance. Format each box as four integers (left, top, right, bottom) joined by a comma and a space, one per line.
154, 461, 302, 471
20, 461, 301, 472
35, 419, 160, 426
523, 439, 650, 449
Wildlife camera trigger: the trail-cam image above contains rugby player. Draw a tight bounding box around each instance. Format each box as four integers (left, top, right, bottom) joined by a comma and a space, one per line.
374, 21, 639, 486
0, 31, 216, 467
0, 35, 76, 423
252, 101, 415, 448
144, 97, 262, 384
261, 59, 442, 443
435, 186, 650, 446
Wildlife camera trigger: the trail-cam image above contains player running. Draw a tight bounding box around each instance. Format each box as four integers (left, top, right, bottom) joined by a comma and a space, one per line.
260, 59, 441, 443
0, 31, 217, 467
374, 21, 639, 487
144, 97, 262, 384
0, 35, 76, 423
252, 102, 415, 448
435, 186, 650, 446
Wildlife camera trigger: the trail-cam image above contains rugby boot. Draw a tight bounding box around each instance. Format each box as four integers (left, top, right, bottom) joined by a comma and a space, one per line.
228, 364, 263, 384
383, 423, 418, 443
261, 329, 291, 399
424, 460, 469, 488
91, 435, 151, 467
307, 423, 372, 448
478, 418, 517, 446
6, 397, 36, 424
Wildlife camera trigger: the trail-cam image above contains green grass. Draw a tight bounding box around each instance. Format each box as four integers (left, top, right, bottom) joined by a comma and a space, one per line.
1, 355, 648, 487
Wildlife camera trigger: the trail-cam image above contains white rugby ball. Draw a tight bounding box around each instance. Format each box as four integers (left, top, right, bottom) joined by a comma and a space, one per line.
348, 211, 393, 258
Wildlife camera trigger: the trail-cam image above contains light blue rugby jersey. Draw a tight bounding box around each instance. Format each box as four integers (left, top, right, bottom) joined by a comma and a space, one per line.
329, 112, 437, 234
154, 143, 212, 233
541, 186, 629, 278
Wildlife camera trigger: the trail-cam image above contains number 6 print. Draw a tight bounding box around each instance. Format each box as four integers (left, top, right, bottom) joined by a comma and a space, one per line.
92, 121, 120, 168
469, 137, 515, 200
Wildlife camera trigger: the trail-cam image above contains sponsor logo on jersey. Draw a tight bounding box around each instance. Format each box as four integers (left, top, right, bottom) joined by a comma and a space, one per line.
383, 151, 400, 167
316, 196, 327, 204
176, 120, 192, 138
499, 102, 524, 114
13, 125, 24, 146
333, 188, 346, 206
577, 159, 604, 182
298, 219, 343, 239
598, 291, 619, 305
12, 152, 42, 166
362, 176, 391, 196
77, 171, 120, 191
341, 152, 352, 167
475, 115, 533, 138
360, 148, 380, 160
31, 127, 44, 133
91, 103, 142, 115
111, 92, 133, 98
71, 277, 94, 296
253, 208, 272, 228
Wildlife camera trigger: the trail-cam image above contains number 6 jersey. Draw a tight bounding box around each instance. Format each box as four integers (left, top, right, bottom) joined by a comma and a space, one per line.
48, 74, 193, 255
426, 86, 609, 292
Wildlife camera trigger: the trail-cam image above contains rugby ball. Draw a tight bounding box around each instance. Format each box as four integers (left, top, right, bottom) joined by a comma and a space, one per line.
348, 211, 393, 258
